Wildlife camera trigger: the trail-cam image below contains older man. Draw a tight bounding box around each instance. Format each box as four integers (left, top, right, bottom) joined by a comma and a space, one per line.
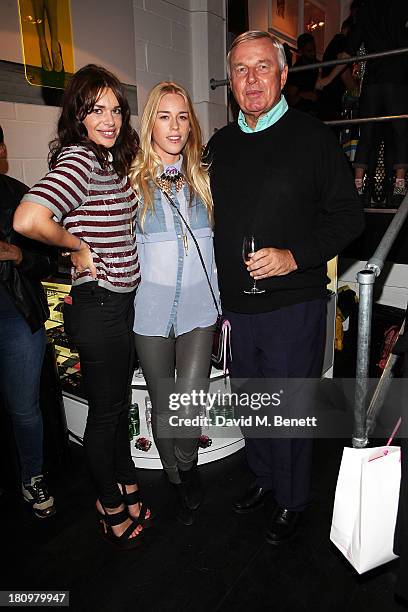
206, 31, 363, 544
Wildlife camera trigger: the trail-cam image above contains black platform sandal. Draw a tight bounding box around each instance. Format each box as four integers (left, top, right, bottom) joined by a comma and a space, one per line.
100, 506, 144, 550
119, 484, 153, 528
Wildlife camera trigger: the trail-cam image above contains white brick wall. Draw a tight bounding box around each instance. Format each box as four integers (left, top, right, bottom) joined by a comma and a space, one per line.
1, 1, 227, 184
0, 101, 57, 185
133, 0, 193, 115
133, 0, 227, 142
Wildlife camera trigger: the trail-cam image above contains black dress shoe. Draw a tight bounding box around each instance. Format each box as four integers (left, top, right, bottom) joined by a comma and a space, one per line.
233, 486, 270, 514
179, 464, 203, 510
266, 507, 301, 545
172, 483, 194, 526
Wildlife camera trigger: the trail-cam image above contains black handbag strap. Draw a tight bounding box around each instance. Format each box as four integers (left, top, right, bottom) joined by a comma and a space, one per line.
160, 189, 221, 317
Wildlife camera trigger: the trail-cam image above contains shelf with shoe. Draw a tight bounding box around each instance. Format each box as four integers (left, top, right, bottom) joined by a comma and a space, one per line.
42, 280, 244, 469
357, 174, 407, 211
43, 281, 85, 400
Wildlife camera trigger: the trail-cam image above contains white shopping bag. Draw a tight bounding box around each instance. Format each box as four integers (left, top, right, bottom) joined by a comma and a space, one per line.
330, 444, 401, 574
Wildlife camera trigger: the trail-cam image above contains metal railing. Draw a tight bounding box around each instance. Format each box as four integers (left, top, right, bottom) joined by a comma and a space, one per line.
210, 46, 408, 90
326, 114, 408, 127
353, 194, 408, 447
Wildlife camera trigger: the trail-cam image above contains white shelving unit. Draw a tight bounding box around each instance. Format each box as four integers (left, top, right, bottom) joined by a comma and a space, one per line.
64, 368, 244, 469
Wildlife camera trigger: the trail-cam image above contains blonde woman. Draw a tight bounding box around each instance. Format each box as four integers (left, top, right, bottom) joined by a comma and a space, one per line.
130, 82, 218, 525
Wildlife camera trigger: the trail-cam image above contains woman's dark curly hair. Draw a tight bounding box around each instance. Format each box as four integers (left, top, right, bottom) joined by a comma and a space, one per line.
49, 64, 139, 177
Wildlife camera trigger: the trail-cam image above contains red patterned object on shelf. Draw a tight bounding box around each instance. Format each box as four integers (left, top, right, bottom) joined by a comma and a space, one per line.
134, 437, 152, 452
198, 434, 212, 448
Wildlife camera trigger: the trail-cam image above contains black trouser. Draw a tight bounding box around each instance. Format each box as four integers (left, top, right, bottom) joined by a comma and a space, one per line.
224, 299, 326, 512
354, 83, 408, 171
134, 325, 214, 484
64, 282, 138, 508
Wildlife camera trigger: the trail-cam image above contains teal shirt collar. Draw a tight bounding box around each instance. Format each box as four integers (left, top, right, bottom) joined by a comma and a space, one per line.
238, 95, 288, 133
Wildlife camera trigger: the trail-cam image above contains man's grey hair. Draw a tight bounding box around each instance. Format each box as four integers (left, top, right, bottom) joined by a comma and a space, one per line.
227, 31, 287, 77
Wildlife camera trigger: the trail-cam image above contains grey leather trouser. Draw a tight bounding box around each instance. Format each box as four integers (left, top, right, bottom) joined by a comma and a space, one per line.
134, 325, 214, 483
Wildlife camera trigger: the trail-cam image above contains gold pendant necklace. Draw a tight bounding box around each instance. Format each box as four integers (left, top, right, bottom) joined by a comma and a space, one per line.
183, 233, 188, 255
157, 171, 188, 255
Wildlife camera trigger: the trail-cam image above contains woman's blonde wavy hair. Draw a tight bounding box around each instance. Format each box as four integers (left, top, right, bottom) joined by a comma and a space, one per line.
129, 81, 213, 230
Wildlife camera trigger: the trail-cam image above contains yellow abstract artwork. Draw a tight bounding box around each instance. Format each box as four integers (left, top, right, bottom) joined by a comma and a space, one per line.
18, 0, 74, 89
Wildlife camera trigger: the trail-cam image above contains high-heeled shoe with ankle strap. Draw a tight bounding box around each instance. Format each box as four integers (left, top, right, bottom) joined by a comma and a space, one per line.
99, 506, 144, 550
119, 484, 153, 528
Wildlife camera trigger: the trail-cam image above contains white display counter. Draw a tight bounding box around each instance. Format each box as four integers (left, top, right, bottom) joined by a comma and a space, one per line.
63, 368, 244, 469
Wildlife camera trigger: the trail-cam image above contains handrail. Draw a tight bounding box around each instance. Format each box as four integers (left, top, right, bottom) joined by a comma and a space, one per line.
326, 114, 408, 127
210, 46, 408, 89
288, 47, 408, 74
366, 197, 408, 276
353, 194, 408, 447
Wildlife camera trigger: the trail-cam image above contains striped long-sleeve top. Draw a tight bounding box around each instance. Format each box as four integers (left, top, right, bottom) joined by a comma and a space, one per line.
22, 145, 139, 293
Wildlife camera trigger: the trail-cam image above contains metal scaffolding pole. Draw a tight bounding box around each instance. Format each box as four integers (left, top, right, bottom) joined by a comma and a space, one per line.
353, 195, 408, 447
353, 270, 375, 448
366, 196, 408, 276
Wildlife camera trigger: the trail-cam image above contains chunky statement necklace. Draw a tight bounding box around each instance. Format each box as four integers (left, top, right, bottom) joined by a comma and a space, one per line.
156, 167, 189, 255
156, 166, 186, 193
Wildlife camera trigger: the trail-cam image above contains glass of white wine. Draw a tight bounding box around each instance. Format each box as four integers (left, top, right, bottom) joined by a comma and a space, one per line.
242, 235, 265, 295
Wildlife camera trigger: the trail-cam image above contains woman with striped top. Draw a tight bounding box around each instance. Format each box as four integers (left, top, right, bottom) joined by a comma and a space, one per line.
14, 64, 149, 549
129, 82, 218, 526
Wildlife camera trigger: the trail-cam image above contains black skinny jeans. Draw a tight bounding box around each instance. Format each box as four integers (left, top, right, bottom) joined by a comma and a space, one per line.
64, 282, 138, 508
354, 82, 408, 171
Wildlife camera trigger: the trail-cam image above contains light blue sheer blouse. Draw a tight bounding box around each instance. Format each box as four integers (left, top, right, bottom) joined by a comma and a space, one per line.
133, 158, 219, 337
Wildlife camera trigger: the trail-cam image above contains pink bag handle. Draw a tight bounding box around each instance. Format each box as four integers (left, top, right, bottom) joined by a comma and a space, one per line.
368, 417, 402, 461
386, 416, 402, 446
221, 319, 232, 375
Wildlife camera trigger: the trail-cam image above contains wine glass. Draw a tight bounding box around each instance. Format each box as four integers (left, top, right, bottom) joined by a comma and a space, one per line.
242, 235, 265, 295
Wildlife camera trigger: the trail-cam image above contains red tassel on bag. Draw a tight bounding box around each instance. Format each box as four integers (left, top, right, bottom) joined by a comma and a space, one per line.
378, 325, 400, 370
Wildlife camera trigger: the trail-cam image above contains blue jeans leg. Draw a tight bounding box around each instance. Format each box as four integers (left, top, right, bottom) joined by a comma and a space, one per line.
0, 315, 46, 484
